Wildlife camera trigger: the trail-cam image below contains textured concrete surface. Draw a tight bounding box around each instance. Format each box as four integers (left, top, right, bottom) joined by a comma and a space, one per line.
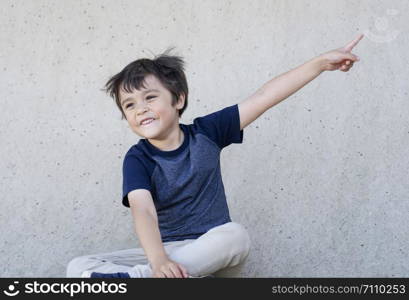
1, 0, 408, 277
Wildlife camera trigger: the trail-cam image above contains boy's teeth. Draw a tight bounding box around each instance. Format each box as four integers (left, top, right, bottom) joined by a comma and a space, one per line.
142, 119, 154, 125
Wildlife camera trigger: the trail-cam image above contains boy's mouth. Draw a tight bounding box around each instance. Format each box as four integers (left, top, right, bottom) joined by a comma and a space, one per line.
140, 118, 156, 126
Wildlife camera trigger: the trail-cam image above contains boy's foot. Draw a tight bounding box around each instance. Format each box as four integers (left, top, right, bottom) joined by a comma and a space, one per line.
81, 270, 131, 278
81, 270, 214, 278
188, 274, 215, 278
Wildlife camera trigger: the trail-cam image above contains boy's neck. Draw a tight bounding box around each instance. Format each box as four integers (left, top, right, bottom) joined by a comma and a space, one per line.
147, 124, 184, 151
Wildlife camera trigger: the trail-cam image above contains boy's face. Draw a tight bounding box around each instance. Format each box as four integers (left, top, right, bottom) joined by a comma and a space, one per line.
119, 74, 185, 139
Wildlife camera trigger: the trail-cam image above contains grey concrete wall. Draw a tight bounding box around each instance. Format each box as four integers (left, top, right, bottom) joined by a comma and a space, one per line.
1, 0, 408, 277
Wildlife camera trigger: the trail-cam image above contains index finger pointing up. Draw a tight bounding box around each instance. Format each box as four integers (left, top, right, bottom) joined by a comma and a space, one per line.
344, 33, 364, 52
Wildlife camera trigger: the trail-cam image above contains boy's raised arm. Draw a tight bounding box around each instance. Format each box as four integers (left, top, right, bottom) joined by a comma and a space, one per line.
238, 34, 364, 130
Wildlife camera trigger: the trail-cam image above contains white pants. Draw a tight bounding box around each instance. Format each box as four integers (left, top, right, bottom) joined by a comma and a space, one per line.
66, 222, 251, 278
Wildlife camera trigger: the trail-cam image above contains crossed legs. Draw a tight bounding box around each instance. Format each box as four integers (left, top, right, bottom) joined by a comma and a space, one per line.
66, 222, 251, 278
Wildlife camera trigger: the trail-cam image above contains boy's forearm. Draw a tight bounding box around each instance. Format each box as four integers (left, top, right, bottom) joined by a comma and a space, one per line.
133, 210, 168, 266
255, 56, 325, 110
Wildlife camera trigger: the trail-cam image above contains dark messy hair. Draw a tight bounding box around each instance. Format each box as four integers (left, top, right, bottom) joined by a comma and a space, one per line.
103, 47, 189, 120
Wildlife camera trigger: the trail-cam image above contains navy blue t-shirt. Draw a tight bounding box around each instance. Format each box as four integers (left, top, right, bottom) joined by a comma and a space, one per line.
122, 103, 244, 242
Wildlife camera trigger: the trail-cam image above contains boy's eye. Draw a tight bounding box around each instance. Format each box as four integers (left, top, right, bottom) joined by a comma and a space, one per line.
124, 96, 156, 109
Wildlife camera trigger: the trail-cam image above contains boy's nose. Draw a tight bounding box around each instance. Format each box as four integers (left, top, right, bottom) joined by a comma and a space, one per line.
136, 103, 149, 114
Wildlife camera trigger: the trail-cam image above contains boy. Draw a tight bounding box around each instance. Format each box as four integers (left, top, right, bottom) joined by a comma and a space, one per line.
66, 34, 363, 278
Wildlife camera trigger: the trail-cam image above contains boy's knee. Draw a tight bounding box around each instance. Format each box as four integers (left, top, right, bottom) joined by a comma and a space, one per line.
226, 223, 251, 259
66, 256, 91, 278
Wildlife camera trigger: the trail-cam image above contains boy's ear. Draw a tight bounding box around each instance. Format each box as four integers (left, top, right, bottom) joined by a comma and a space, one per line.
176, 93, 186, 109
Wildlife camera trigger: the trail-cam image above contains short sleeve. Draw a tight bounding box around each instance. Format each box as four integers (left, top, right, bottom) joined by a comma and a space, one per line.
122, 154, 152, 208
192, 103, 243, 149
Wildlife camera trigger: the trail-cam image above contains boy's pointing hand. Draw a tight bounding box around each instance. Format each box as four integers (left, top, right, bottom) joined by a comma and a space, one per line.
318, 33, 364, 72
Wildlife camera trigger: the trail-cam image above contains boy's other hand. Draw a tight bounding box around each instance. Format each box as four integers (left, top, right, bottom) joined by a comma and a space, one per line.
317, 33, 364, 72
151, 257, 189, 278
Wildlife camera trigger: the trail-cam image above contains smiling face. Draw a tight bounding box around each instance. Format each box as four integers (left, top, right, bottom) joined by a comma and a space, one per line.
119, 74, 185, 142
